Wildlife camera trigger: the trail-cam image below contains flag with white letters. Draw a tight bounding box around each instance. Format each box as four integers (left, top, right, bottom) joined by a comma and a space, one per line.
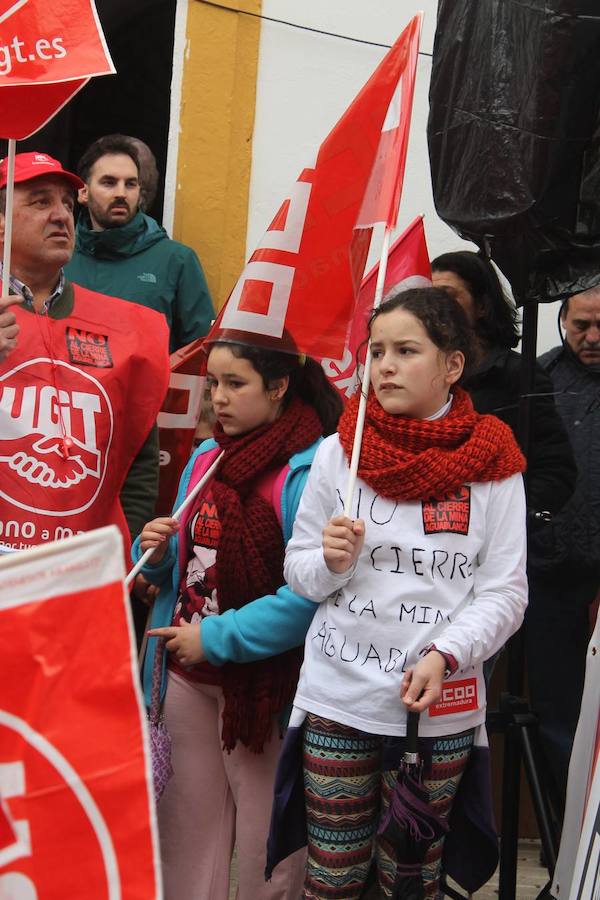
157, 340, 207, 514
205, 16, 421, 360
0, 0, 114, 139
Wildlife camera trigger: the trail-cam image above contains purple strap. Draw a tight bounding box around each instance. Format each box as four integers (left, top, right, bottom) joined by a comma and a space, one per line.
149, 638, 165, 724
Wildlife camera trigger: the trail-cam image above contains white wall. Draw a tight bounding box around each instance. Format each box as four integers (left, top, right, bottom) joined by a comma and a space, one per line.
248, 2, 560, 353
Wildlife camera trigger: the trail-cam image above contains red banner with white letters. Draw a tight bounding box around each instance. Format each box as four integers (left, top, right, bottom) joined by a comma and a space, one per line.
0, 527, 160, 898
206, 16, 421, 361
0, 0, 114, 139
157, 339, 206, 515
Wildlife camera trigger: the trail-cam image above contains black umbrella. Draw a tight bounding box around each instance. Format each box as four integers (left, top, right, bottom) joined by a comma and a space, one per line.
378, 712, 449, 900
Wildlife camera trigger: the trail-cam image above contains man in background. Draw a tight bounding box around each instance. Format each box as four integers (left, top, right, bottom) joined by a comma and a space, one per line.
66, 134, 214, 352
532, 286, 600, 803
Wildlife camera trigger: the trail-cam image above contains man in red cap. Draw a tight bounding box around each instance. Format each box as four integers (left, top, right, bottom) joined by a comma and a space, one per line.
0, 152, 169, 557
0, 152, 82, 358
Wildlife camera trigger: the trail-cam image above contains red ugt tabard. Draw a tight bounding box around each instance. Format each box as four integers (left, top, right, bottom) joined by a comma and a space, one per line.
0, 287, 169, 555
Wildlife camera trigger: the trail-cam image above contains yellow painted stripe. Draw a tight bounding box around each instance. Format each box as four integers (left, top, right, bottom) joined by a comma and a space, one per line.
173, 0, 262, 309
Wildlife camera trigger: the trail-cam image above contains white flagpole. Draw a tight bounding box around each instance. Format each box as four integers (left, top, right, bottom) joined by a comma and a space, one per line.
125, 449, 225, 587
2, 139, 16, 296
343, 226, 391, 516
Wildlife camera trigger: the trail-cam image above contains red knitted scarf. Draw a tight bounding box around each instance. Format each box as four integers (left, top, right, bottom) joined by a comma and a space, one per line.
210, 396, 322, 752
338, 386, 525, 501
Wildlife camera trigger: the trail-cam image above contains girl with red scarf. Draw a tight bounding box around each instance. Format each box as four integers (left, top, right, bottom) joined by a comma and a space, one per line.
136, 339, 342, 899
279, 289, 528, 899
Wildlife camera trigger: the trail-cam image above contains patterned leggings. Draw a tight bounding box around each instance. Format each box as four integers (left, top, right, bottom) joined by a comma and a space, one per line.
302, 713, 474, 900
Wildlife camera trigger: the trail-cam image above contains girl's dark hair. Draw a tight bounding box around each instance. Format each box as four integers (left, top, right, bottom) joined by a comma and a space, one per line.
367, 287, 474, 378
210, 340, 343, 436
431, 250, 520, 349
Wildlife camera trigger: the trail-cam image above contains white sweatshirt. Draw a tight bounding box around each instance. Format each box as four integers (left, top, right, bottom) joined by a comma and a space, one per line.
284, 434, 528, 737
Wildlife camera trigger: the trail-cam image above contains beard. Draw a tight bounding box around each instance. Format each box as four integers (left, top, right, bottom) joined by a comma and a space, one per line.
87, 198, 138, 230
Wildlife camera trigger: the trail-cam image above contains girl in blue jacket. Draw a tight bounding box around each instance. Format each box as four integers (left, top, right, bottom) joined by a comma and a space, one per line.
135, 336, 341, 900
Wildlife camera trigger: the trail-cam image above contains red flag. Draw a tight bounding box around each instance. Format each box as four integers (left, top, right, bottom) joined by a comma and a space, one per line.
0, 1, 114, 139
322, 216, 431, 398
206, 16, 421, 361
157, 339, 206, 514
0, 527, 160, 897
350, 15, 421, 293
354, 19, 420, 232
0, 795, 21, 868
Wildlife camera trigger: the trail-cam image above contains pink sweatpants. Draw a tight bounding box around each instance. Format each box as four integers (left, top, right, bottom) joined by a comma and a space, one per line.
158, 671, 306, 900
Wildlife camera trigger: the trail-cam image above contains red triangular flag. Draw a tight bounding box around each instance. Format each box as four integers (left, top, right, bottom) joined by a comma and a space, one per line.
355, 18, 420, 232
157, 340, 207, 514
0, 0, 114, 139
349, 16, 421, 294
206, 16, 422, 360
322, 216, 431, 398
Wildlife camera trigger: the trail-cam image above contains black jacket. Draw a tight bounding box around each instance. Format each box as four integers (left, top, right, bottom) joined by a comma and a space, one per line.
464, 346, 577, 519
531, 344, 600, 576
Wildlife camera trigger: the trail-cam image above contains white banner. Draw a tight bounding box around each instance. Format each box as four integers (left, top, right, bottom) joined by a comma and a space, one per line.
551, 608, 600, 898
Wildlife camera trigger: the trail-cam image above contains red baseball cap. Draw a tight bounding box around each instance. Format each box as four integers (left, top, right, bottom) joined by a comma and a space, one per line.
0, 152, 83, 192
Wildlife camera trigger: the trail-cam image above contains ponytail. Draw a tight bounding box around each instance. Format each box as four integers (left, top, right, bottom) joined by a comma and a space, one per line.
291, 357, 343, 436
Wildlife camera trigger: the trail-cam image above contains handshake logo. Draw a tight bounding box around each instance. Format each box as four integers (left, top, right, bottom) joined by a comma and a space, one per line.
0, 359, 113, 517
0, 433, 100, 489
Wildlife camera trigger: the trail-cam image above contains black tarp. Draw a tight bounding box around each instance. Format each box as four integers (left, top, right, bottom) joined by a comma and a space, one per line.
428, 0, 600, 305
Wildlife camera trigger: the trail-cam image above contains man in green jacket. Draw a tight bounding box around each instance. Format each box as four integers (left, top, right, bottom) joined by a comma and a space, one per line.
65, 134, 214, 353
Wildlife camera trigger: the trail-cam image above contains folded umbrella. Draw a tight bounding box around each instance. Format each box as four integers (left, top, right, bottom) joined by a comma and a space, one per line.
378, 711, 449, 900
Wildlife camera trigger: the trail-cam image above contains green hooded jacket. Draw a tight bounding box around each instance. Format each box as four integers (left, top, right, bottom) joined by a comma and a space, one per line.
66, 211, 214, 353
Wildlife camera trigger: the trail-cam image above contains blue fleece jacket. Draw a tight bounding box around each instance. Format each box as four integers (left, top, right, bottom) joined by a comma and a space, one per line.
132, 438, 320, 709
